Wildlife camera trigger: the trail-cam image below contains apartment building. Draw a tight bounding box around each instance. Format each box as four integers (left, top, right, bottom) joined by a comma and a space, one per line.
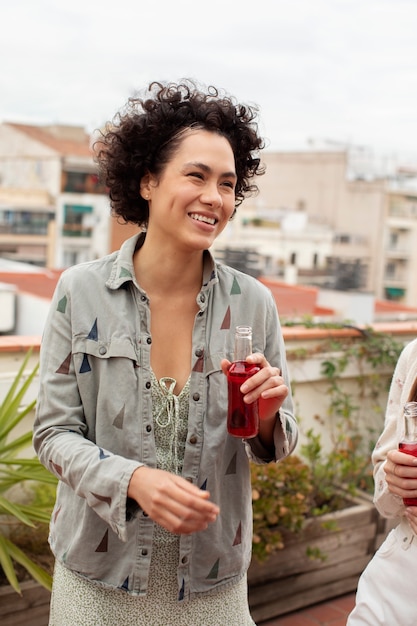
218, 150, 386, 291
214, 149, 417, 305
383, 181, 417, 305
0, 122, 139, 269
1, 123, 416, 305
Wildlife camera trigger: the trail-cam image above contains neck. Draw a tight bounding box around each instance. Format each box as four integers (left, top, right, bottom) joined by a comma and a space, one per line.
134, 239, 204, 296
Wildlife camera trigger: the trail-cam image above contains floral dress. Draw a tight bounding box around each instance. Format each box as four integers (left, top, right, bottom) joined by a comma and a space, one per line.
49, 372, 256, 626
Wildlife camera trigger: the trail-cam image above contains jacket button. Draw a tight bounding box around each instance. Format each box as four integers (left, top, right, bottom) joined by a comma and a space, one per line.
141, 549, 148, 556
195, 348, 203, 357
99, 346, 107, 355
141, 295, 147, 302
192, 393, 200, 401
181, 556, 188, 564
199, 294, 206, 303
145, 381, 151, 389
146, 424, 152, 432
146, 337, 152, 344
189, 435, 197, 444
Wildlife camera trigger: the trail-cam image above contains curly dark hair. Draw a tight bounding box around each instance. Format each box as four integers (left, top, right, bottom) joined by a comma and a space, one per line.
94, 80, 265, 226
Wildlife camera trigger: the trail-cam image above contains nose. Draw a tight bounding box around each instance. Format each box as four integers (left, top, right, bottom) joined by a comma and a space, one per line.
201, 183, 222, 208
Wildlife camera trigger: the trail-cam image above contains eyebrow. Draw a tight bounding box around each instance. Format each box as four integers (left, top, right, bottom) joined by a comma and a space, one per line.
185, 161, 237, 179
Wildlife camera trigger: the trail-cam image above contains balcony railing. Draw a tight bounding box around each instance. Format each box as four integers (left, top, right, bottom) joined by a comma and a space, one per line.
0, 224, 50, 235
62, 224, 92, 237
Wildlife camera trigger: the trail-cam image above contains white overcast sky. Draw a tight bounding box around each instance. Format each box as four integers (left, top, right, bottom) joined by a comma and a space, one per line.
2, 0, 416, 162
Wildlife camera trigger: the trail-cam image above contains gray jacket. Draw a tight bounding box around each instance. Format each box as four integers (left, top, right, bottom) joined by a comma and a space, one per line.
33, 233, 297, 600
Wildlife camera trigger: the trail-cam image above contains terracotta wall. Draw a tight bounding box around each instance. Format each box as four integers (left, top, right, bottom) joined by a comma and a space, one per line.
109, 219, 140, 253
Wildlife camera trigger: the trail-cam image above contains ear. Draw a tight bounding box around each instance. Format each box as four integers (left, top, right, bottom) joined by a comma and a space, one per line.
140, 172, 154, 200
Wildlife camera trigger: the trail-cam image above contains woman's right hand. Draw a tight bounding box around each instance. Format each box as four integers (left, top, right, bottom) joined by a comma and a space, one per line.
384, 449, 417, 499
127, 466, 220, 534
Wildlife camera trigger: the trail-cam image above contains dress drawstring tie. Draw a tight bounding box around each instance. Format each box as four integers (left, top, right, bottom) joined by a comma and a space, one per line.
155, 377, 181, 474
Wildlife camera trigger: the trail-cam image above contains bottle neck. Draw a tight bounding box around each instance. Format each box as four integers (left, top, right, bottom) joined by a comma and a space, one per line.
404, 402, 417, 441
234, 326, 253, 361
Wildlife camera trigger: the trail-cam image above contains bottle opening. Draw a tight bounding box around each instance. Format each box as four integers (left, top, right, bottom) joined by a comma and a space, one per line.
235, 325, 252, 336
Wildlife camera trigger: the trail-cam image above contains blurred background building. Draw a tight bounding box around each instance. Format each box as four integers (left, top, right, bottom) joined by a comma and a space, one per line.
0, 122, 417, 333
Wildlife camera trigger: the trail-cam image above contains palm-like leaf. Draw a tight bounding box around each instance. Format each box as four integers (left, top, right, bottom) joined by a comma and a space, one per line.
0, 535, 53, 594
0, 348, 57, 593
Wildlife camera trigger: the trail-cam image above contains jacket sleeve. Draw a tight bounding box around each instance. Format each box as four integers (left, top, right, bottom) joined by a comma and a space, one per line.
372, 339, 416, 519
244, 289, 297, 464
32, 272, 142, 542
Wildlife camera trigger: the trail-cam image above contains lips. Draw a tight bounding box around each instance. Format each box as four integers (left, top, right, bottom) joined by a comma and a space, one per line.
189, 213, 217, 225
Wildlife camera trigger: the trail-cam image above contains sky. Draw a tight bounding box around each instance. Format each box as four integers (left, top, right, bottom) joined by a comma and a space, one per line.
2, 0, 417, 164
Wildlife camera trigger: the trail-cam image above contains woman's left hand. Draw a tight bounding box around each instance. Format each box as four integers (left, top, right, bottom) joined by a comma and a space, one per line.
221, 353, 288, 421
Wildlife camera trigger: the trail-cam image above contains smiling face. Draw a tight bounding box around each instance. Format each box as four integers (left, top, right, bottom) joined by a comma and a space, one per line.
141, 129, 237, 253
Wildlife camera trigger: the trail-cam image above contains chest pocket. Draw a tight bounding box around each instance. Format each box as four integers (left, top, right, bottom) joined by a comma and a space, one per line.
72, 336, 139, 373
204, 351, 232, 377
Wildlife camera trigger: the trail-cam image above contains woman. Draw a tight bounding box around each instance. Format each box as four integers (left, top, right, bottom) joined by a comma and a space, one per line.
347, 338, 417, 625
33, 80, 297, 625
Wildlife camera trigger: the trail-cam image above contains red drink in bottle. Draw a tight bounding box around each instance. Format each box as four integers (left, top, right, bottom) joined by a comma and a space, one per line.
227, 326, 260, 438
399, 441, 417, 506
399, 401, 417, 506
227, 360, 260, 438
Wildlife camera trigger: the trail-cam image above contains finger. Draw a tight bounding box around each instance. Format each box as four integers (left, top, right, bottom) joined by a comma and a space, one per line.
153, 478, 219, 519
246, 352, 269, 366
153, 486, 220, 533
388, 449, 417, 466
240, 364, 278, 392
146, 499, 218, 534
386, 471, 417, 496
405, 505, 417, 516
260, 380, 288, 400
241, 371, 285, 402
151, 503, 215, 534
220, 358, 231, 376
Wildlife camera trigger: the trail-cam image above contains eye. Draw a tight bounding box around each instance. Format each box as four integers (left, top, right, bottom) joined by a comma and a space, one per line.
188, 171, 204, 180
222, 180, 235, 190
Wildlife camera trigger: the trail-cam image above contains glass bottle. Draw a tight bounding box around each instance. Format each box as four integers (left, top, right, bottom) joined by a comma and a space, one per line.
227, 326, 260, 438
398, 401, 417, 506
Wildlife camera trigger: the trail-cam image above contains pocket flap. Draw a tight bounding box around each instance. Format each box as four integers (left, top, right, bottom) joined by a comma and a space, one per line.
73, 336, 138, 363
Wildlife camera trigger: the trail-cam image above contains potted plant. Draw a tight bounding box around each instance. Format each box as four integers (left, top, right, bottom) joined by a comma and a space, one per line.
247, 440, 389, 622
247, 327, 403, 622
0, 349, 56, 624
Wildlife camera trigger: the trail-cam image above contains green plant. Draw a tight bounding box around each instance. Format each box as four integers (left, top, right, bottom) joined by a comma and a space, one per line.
251, 450, 353, 562
251, 326, 403, 563
251, 455, 312, 561
315, 328, 402, 494
0, 349, 57, 594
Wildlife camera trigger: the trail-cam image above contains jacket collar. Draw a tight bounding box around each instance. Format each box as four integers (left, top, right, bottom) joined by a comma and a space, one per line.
106, 233, 219, 294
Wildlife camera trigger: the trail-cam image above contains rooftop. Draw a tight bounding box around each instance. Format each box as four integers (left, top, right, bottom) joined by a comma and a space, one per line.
5, 122, 93, 158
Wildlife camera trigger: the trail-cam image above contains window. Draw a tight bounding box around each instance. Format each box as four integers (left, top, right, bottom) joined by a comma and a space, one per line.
62, 171, 107, 194
0, 210, 53, 235
63, 205, 93, 237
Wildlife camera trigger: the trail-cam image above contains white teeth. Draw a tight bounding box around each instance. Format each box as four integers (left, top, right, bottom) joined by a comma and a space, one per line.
190, 213, 216, 225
